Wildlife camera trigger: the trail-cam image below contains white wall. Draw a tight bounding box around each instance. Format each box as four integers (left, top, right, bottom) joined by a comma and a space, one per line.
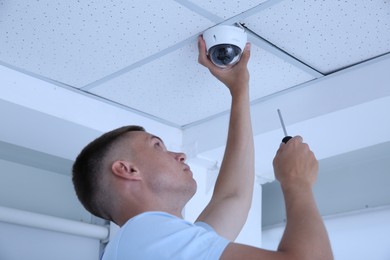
0, 221, 101, 260
0, 159, 90, 222
262, 206, 390, 260
185, 162, 262, 247
0, 158, 104, 260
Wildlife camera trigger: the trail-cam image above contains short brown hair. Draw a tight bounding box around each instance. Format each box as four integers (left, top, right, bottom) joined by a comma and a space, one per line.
72, 125, 145, 220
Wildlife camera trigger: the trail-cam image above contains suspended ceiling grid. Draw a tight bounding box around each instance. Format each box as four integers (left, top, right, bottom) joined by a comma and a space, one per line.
0, 0, 389, 127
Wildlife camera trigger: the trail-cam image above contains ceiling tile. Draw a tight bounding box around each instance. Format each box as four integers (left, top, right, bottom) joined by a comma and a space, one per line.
90, 40, 314, 126
243, 0, 390, 73
90, 40, 231, 126
187, 0, 268, 19
248, 42, 315, 99
0, 0, 213, 87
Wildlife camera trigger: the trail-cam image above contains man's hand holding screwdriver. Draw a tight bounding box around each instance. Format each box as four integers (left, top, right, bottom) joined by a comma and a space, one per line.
273, 136, 318, 191
272, 136, 333, 259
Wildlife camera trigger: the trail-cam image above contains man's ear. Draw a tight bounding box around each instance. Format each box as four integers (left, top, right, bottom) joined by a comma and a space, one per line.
111, 160, 141, 181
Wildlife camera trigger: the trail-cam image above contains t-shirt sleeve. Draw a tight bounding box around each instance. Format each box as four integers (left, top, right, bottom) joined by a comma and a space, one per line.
103, 212, 230, 260
194, 221, 230, 259
194, 221, 215, 231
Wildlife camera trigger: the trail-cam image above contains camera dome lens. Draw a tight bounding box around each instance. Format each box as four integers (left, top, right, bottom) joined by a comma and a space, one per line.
209, 44, 242, 68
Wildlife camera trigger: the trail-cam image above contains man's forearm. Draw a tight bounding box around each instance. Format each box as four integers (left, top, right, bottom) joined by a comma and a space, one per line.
215, 86, 254, 204
278, 184, 333, 260
208, 85, 255, 239
197, 85, 255, 240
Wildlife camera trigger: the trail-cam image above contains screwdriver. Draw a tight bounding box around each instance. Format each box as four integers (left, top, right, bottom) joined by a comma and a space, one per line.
277, 109, 292, 143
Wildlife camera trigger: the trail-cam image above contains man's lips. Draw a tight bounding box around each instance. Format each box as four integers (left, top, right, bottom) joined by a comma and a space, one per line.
183, 164, 191, 172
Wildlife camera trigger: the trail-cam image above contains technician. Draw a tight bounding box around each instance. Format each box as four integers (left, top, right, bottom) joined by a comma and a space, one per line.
72, 35, 333, 259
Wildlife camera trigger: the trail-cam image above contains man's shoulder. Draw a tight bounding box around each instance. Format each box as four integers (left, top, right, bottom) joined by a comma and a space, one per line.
123, 211, 192, 229
103, 211, 230, 259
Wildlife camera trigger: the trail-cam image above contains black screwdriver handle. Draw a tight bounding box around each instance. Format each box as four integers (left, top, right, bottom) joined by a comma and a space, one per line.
282, 136, 292, 144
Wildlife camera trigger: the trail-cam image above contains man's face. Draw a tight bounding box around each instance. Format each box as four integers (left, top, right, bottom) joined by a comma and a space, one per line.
122, 131, 197, 201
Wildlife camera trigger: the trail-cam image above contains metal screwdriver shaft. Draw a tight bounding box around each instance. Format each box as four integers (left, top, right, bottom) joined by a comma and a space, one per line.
277, 109, 292, 143
277, 109, 288, 137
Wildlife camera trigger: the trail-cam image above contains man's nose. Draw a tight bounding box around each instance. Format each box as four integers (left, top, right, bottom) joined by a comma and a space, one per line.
172, 152, 186, 162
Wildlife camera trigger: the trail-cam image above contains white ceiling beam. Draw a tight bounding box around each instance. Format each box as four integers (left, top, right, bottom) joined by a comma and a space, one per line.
197, 94, 390, 183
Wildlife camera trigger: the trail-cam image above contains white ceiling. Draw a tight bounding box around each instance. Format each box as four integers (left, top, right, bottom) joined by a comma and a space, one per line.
1, 0, 388, 126
0, 1, 390, 221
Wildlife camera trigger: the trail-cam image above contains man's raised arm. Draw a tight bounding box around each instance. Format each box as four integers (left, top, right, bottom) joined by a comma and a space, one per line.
196, 36, 255, 241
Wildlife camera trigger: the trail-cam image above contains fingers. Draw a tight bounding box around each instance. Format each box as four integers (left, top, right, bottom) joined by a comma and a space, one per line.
240, 42, 251, 66
229, 42, 250, 71
275, 135, 305, 157
278, 135, 303, 149
291, 135, 303, 144
277, 136, 315, 163
273, 135, 318, 186
197, 35, 213, 68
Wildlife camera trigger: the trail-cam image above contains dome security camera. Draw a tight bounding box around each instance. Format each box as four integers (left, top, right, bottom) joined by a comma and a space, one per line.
203, 25, 247, 69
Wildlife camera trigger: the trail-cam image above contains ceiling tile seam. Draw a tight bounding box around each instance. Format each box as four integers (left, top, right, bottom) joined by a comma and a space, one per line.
249, 78, 319, 108
0, 60, 182, 129
175, 0, 286, 27
182, 51, 390, 129
79, 0, 316, 92
244, 26, 324, 78
216, 0, 287, 26
179, 81, 316, 130
173, 0, 323, 78
181, 108, 230, 130
80, 34, 201, 91
323, 51, 390, 76
174, 0, 223, 23
83, 91, 182, 128
0, 60, 78, 91
245, 52, 390, 112
181, 78, 318, 130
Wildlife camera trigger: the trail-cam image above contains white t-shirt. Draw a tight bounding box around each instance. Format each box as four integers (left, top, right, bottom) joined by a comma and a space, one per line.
102, 211, 230, 260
